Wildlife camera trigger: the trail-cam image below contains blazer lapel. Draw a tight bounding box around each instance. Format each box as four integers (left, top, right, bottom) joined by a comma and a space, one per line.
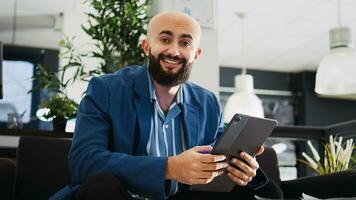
182, 84, 200, 148
133, 66, 152, 154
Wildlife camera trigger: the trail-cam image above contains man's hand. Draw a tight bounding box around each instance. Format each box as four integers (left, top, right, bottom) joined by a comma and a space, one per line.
165, 145, 228, 185
226, 145, 264, 186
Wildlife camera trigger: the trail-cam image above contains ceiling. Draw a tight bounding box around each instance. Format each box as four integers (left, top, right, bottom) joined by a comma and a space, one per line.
0, 0, 79, 17
1, 0, 356, 72
218, 0, 356, 72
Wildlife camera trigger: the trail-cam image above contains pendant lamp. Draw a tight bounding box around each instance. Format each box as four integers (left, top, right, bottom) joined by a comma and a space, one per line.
223, 13, 264, 123
315, 0, 356, 95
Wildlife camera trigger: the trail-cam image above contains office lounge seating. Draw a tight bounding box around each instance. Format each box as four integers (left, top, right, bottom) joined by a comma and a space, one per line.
0, 136, 355, 200
0, 136, 71, 200
0, 157, 15, 200
256, 147, 356, 199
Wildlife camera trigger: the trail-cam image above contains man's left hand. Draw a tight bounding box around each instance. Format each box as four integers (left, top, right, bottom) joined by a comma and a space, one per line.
226, 146, 264, 186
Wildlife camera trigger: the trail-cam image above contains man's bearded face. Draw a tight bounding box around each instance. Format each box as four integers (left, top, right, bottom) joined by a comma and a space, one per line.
148, 49, 193, 86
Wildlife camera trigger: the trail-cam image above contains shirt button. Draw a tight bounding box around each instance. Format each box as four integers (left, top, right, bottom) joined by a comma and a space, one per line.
164, 124, 169, 128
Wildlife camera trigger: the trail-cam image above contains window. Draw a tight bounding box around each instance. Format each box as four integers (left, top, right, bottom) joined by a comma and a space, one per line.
0, 60, 34, 123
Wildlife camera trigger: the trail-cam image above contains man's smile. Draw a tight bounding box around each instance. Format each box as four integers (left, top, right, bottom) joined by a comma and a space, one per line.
160, 56, 185, 70
161, 57, 182, 64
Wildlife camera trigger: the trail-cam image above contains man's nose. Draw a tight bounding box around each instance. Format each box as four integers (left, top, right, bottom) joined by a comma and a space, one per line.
166, 43, 180, 57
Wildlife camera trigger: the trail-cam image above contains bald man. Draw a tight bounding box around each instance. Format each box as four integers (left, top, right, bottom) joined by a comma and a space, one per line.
50, 12, 268, 200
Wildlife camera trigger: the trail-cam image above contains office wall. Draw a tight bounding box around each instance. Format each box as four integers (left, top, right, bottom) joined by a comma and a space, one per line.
191, 27, 219, 97
220, 67, 291, 91
60, 6, 97, 102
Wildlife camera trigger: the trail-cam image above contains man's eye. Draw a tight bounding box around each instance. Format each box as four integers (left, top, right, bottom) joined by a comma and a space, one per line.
160, 38, 170, 44
181, 41, 191, 47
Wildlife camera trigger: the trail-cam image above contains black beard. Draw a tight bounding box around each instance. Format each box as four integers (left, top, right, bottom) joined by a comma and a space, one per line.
148, 50, 192, 87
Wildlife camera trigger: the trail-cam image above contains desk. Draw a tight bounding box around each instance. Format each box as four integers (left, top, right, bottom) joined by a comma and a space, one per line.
0, 136, 19, 148
0, 128, 72, 150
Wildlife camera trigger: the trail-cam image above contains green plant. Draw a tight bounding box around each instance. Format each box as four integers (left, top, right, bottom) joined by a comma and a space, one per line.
81, 0, 151, 74
300, 135, 356, 175
31, 37, 81, 120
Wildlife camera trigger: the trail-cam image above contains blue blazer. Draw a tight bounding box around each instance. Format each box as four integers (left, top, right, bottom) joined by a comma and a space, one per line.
50, 65, 266, 200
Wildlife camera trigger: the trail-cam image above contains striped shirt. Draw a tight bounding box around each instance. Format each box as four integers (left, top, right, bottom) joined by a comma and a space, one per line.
146, 69, 186, 198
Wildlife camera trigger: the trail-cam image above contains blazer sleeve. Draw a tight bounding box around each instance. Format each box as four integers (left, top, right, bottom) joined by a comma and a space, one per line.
68, 77, 167, 200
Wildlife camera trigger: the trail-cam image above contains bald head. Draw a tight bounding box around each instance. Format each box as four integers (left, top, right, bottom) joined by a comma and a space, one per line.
147, 11, 202, 46
141, 11, 203, 86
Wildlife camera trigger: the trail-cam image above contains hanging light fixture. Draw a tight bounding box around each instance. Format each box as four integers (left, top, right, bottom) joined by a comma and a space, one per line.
223, 69, 265, 123
315, 0, 356, 96
223, 13, 264, 123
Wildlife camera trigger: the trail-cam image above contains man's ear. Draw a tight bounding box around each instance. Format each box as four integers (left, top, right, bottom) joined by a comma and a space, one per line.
194, 47, 202, 60
141, 39, 150, 56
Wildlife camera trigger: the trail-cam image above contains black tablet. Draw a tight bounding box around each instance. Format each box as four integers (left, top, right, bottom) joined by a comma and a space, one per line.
190, 113, 278, 192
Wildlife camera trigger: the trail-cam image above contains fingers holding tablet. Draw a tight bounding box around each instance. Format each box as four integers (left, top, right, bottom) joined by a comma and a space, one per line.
226, 152, 259, 186
239, 152, 260, 170
226, 168, 249, 186
166, 145, 229, 185
200, 161, 229, 171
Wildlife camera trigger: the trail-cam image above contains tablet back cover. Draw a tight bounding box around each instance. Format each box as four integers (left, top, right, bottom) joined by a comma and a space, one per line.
190, 114, 277, 192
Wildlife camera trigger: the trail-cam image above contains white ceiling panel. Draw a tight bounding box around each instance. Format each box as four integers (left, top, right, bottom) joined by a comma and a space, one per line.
267, 49, 324, 70
282, 21, 330, 38
219, 0, 356, 72
300, 35, 330, 54
222, 53, 268, 69
0, 0, 77, 17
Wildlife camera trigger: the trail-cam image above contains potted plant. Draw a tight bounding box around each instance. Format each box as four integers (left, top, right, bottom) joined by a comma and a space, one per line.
39, 95, 78, 131
300, 135, 356, 175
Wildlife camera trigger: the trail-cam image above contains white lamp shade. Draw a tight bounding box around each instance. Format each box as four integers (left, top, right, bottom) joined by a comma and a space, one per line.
223, 74, 264, 123
315, 47, 356, 95
223, 92, 264, 123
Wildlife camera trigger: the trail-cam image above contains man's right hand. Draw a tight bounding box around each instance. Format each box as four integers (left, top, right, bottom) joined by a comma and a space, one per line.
165, 145, 228, 185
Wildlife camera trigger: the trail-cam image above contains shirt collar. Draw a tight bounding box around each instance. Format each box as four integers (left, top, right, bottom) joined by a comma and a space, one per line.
146, 67, 184, 105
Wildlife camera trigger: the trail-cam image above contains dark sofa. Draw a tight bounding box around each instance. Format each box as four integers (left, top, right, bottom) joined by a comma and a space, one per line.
0, 137, 71, 200
0, 136, 355, 200
0, 157, 15, 200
